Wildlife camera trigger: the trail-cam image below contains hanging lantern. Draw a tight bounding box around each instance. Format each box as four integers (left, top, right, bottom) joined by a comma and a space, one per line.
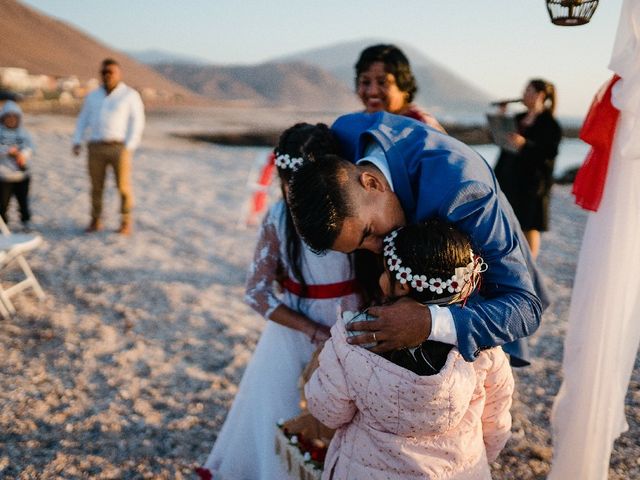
546, 0, 600, 26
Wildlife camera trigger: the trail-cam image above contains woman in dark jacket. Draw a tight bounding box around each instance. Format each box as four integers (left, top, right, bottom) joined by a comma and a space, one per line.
494, 78, 562, 259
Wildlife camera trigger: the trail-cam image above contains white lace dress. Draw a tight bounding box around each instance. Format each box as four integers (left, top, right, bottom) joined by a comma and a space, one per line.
550, 1, 640, 478
201, 200, 360, 480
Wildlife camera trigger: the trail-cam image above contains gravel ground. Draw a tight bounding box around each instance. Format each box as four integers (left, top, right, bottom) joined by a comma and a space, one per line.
494, 187, 640, 480
0, 112, 638, 479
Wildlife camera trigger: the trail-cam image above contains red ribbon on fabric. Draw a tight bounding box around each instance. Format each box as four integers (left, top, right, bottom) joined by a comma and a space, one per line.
194, 467, 213, 480
250, 151, 276, 217
572, 74, 622, 212
282, 277, 358, 299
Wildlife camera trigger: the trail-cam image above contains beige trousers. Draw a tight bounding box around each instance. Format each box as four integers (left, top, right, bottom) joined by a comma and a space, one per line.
87, 143, 133, 223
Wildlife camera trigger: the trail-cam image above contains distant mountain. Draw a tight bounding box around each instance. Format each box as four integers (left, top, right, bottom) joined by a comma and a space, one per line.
1, 0, 492, 119
275, 38, 492, 119
152, 62, 361, 111
0, 0, 196, 100
149, 38, 492, 118
126, 49, 211, 66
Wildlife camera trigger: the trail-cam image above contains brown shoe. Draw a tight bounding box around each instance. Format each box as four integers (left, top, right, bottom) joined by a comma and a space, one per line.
85, 219, 103, 233
117, 220, 132, 236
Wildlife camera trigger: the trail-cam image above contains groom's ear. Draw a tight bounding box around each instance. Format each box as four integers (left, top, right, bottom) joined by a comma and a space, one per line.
358, 171, 385, 192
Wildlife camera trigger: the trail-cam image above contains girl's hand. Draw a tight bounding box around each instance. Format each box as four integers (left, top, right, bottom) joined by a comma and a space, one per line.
14, 152, 26, 168
506, 132, 526, 151
309, 323, 331, 345
268, 305, 331, 345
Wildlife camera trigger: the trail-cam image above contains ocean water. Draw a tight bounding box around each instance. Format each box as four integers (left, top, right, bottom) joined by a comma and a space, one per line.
246, 137, 588, 181
473, 137, 589, 177
440, 112, 584, 130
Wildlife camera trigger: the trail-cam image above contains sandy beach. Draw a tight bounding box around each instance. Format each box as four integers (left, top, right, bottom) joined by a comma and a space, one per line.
0, 109, 638, 479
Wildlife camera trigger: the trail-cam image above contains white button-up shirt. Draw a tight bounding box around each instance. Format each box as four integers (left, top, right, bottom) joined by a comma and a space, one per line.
73, 82, 145, 151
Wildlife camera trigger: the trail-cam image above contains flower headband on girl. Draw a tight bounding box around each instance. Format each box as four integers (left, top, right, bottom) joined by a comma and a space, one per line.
382, 228, 488, 305
274, 152, 304, 171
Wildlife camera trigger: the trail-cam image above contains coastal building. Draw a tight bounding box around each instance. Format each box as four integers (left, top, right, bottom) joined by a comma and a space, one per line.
0, 67, 55, 92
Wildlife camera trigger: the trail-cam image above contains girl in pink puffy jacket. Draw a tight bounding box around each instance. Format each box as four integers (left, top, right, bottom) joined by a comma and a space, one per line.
305, 218, 514, 480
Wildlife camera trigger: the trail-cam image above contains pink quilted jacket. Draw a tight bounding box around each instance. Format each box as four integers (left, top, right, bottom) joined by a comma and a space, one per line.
305, 320, 514, 480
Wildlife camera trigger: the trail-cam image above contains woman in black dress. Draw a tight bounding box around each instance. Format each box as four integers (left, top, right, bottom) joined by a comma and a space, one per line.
494, 78, 562, 259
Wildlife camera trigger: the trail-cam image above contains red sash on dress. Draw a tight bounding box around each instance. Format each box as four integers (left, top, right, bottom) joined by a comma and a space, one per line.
281, 277, 358, 299
572, 74, 621, 212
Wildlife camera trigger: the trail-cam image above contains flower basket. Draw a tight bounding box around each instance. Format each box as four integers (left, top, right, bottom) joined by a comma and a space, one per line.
275, 412, 334, 480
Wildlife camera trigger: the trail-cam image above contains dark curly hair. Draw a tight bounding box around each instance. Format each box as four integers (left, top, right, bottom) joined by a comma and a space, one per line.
385, 219, 479, 304
355, 44, 418, 103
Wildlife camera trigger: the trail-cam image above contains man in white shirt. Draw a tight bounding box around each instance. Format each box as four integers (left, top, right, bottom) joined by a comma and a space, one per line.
72, 58, 145, 235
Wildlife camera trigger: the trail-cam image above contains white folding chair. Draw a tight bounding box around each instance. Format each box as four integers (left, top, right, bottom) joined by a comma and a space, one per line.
0, 217, 45, 317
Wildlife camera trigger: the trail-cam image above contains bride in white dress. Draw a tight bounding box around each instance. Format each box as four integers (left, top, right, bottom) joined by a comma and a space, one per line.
550, 1, 640, 478
197, 124, 361, 480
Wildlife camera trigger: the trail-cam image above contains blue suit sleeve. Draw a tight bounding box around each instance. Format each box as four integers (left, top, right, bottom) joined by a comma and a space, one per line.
440, 181, 542, 361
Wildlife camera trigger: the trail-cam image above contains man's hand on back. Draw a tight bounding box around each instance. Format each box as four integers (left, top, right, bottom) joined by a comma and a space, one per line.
345, 297, 432, 352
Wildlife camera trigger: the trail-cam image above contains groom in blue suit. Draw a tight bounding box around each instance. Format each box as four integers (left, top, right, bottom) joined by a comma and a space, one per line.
288, 111, 548, 365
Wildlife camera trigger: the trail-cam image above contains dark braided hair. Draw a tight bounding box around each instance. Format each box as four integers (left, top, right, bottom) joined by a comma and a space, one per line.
387, 218, 477, 304
275, 123, 342, 295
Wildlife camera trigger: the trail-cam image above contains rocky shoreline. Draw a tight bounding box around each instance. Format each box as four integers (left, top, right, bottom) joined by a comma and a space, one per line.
173, 122, 581, 148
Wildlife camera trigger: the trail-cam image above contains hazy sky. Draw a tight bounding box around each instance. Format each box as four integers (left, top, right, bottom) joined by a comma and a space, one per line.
23, 0, 625, 118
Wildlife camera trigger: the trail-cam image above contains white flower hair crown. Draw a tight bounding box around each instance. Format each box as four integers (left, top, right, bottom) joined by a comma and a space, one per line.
382, 228, 487, 300
274, 152, 304, 171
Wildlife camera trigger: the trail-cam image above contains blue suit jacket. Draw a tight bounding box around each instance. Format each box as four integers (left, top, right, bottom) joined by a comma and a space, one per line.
332, 111, 549, 363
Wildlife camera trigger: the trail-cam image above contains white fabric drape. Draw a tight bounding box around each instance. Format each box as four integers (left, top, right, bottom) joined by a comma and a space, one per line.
549, 1, 640, 478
